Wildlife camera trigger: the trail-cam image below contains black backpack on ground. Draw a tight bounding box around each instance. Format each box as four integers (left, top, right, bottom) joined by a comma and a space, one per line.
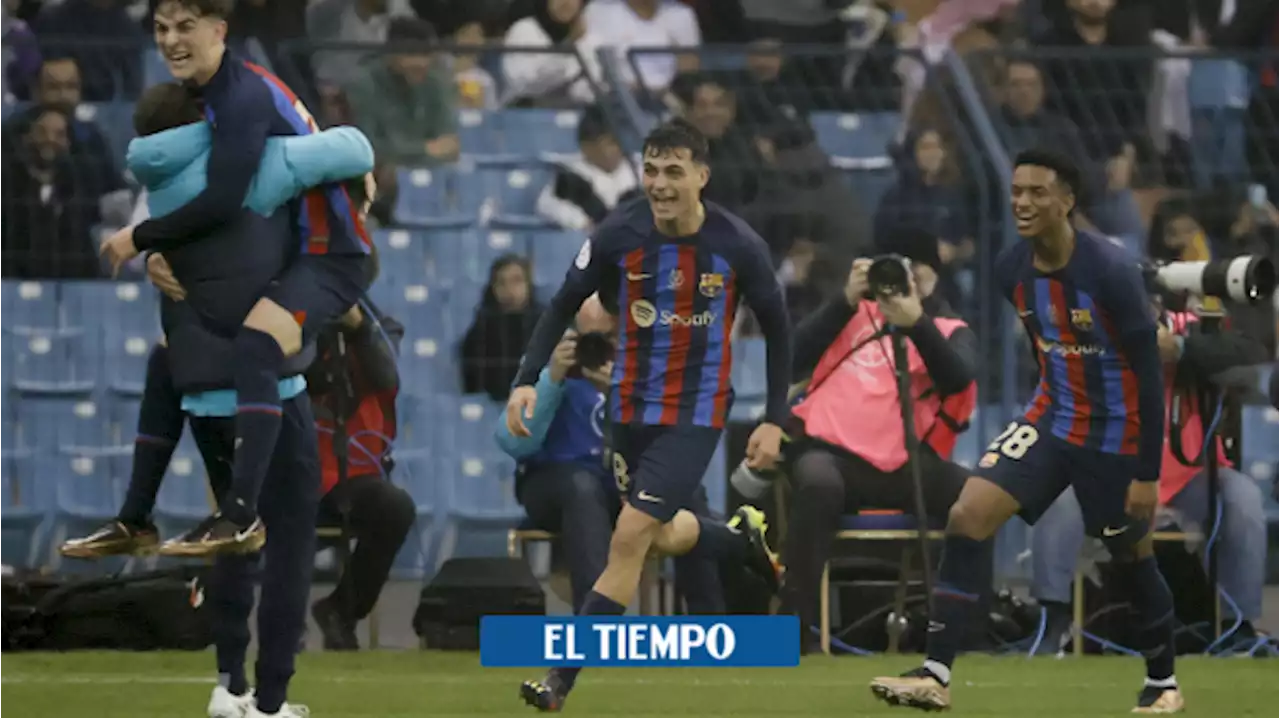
3, 566, 213, 652
413, 557, 546, 650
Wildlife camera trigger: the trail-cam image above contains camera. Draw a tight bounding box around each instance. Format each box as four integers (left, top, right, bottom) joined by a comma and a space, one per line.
1144, 256, 1278, 304
574, 331, 615, 371
866, 254, 913, 297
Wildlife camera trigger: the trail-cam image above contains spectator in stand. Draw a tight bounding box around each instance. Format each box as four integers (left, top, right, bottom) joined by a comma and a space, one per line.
874, 129, 975, 308
503, 0, 602, 107
1034, 0, 1150, 240
1, 107, 102, 279
461, 255, 544, 401
451, 18, 497, 109
673, 71, 765, 210
2, 56, 127, 209
3, 0, 41, 101
347, 17, 459, 222
34, 0, 142, 101
735, 38, 827, 129
996, 58, 1145, 253
583, 0, 700, 94
536, 104, 636, 231
224, 0, 307, 59
308, 0, 417, 89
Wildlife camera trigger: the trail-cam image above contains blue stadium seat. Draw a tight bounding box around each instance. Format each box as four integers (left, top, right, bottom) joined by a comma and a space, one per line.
484, 165, 554, 219
457, 109, 503, 154
1, 444, 47, 568
7, 330, 98, 395
78, 102, 136, 165
731, 338, 768, 400
1240, 405, 1279, 483
475, 229, 532, 284
394, 166, 474, 227
841, 167, 897, 210
154, 435, 213, 524
373, 228, 430, 289
67, 281, 160, 395
809, 111, 900, 159
501, 109, 582, 157
441, 395, 522, 522
425, 226, 479, 288
51, 447, 127, 523
527, 228, 587, 289
2, 280, 59, 331
18, 396, 115, 454
399, 330, 456, 397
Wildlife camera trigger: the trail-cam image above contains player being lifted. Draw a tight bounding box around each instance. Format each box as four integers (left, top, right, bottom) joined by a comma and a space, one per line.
871, 149, 1183, 714
507, 119, 793, 712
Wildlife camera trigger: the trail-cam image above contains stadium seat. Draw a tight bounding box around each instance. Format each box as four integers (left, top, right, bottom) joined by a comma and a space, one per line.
394, 166, 474, 227
823, 511, 945, 655
809, 111, 901, 160
475, 230, 532, 284
7, 330, 98, 395
154, 434, 214, 524
77, 102, 136, 165
1240, 405, 1279, 482
457, 109, 503, 154
527, 228, 587, 289
730, 338, 768, 400
441, 395, 522, 523
19, 396, 116, 453
2, 280, 59, 331
501, 109, 581, 157
66, 281, 160, 396
1, 444, 47, 568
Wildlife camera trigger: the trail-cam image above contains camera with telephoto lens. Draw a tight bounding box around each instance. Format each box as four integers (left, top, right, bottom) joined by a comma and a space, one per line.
1143, 256, 1278, 304
865, 254, 913, 298
574, 331, 615, 371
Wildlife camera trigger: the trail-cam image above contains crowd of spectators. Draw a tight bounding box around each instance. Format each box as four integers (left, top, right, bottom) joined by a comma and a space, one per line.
1, 0, 1275, 369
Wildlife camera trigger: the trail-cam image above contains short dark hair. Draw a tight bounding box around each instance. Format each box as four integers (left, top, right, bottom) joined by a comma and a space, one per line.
387, 17, 436, 44
1014, 148, 1081, 199
134, 82, 203, 136
577, 104, 613, 144
155, 0, 234, 19
641, 118, 709, 164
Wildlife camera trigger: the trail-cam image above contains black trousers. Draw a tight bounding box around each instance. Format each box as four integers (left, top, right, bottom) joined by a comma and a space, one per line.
316, 474, 415, 621
779, 439, 984, 639
517, 462, 724, 614
187, 395, 319, 702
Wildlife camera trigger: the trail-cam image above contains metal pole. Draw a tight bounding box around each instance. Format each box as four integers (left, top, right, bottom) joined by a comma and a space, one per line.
891, 330, 935, 611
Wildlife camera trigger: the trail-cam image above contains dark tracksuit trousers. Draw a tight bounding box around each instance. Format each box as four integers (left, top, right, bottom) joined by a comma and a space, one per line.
316, 474, 415, 621
188, 396, 320, 710
517, 463, 724, 614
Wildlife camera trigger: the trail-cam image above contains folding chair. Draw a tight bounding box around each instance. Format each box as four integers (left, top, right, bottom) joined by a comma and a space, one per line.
821, 510, 945, 655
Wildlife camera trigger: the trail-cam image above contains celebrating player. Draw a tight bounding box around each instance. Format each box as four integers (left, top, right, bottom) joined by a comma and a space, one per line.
507, 119, 793, 711
870, 149, 1181, 714
98, 0, 372, 556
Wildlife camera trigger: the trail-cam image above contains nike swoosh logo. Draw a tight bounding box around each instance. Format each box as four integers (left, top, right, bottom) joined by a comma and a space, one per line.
636, 491, 664, 503
1102, 525, 1128, 537
927, 621, 946, 633
233, 520, 260, 543
1018, 310, 1034, 318
627, 273, 653, 281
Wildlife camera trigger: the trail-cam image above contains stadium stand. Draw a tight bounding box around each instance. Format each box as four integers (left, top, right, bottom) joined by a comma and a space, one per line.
1, 16, 1276, 587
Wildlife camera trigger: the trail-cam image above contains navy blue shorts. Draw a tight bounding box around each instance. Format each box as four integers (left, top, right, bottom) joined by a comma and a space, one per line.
609, 424, 721, 522
266, 254, 370, 342
976, 421, 1145, 545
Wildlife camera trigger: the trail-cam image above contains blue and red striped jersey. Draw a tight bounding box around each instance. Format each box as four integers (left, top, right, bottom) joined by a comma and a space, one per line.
996, 230, 1165, 479
134, 53, 370, 256
513, 198, 792, 429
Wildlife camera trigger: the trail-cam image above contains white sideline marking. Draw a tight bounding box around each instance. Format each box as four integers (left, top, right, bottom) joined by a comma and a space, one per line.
1, 673, 1128, 689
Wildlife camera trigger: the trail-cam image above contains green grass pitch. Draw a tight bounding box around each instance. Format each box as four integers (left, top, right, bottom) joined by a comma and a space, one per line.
3, 651, 1275, 716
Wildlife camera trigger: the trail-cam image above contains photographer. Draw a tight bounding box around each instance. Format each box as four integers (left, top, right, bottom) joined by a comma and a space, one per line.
775, 234, 983, 651
307, 294, 414, 652
1030, 298, 1271, 650
494, 296, 723, 614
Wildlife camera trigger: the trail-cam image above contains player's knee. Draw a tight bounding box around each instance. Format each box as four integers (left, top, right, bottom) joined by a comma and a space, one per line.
609, 508, 660, 564
946, 501, 996, 541
243, 298, 303, 357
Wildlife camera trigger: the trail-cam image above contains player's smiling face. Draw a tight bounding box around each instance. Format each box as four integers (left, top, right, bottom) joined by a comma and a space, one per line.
1010, 164, 1071, 238
154, 3, 227, 84
642, 146, 709, 223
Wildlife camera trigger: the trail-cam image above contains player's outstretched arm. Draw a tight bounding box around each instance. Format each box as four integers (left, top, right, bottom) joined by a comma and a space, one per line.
132, 84, 274, 253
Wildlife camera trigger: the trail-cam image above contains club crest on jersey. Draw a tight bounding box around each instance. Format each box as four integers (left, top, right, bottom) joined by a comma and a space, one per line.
699, 272, 725, 298
978, 452, 999, 468
612, 453, 630, 493
1070, 308, 1094, 331
667, 269, 686, 290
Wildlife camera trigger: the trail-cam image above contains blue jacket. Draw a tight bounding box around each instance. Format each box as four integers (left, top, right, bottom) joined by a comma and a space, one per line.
494, 368, 610, 496
127, 122, 374, 218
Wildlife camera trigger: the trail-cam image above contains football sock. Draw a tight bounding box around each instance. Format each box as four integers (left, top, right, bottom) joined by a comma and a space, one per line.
1124, 556, 1177, 682
224, 328, 285, 527
118, 346, 182, 525
690, 516, 749, 562
218, 671, 249, 697
555, 590, 626, 690
923, 535, 988, 684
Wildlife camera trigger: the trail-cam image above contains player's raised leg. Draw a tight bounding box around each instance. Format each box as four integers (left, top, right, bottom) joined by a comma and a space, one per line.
60, 344, 179, 557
